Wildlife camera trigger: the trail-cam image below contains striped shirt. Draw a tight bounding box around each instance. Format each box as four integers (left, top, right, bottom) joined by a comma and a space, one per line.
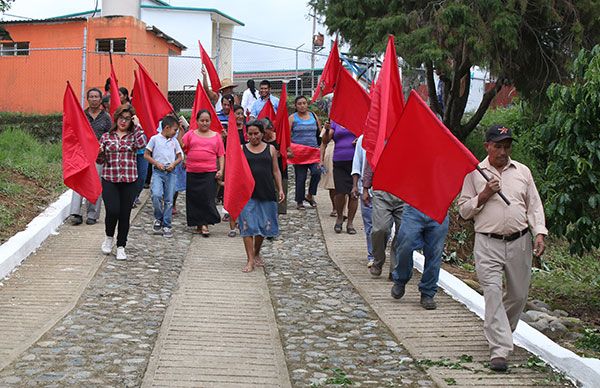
291, 112, 318, 148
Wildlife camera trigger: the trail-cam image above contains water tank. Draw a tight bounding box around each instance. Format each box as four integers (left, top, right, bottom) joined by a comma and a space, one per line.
101, 0, 141, 18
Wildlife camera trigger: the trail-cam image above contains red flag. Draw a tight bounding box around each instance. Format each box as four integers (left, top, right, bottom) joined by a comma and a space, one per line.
108, 62, 121, 119
257, 98, 276, 121
274, 83, 291, 169
329, 67, 370, 137
373, 91, 479, 223
62, 81, 102, 204
131, 59, 173, 138
199, 41, 222, 92
189, 79, 224, 133
311, 39, 341, 102
224, 109, 255, 221
363, 35, 405, 169
288, 143, 320, 165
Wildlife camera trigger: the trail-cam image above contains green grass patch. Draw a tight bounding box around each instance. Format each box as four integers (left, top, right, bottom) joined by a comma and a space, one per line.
0, 126, 63, 193
530, 238, 600, 319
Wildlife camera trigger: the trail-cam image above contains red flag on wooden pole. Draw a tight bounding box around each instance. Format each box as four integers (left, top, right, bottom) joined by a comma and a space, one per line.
108, 57, 121, 119
189, 79, 224, 133
373, 91, 479, 223
274, 82, 291, 169
131, 59, 174, 138
257, 98, 276, 121
199, 41, 222, 92
311, 39, 341, 102
329, 67, 370, 137
62, 81, 102, 204
223, 110, 255, 221
363, 35, 405, 169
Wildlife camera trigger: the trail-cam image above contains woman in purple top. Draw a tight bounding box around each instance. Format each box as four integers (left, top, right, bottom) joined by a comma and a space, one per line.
322, 120, 358, 234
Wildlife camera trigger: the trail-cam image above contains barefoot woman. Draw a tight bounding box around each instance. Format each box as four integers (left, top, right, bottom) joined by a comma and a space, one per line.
238, 120, 285, 272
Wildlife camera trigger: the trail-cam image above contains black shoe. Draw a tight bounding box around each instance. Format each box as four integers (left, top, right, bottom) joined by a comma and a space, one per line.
388, 272, 393, 281
391, 283, 405, 299
71, 215, 83, 225
490, 357, 508, 372
420, 295, 437, 310
369, 266, 382, 277
85, 218, 97, 225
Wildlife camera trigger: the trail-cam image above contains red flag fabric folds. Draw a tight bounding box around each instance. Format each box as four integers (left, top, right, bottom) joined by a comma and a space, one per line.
131, 60, 173, 138
199, 41, 222, 92
311, 39, 341, 102
274, 82, 291, 169
224, 110, 255, 221
373, 91, 479, 223
62, 81, 102, 204
257, 98, 276, 122
189, 79, 224, 133
363, 35, 405, 170
288, 143, 320, 165
329, 67, 370, 137
109, 62, 120, 119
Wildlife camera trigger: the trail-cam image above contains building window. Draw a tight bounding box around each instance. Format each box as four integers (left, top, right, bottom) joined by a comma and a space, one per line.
0, 42, 30, 56
96, 38, 126, 53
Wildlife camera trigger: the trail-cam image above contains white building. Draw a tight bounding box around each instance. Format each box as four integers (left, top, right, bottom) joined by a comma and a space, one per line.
52, 0, 243, 90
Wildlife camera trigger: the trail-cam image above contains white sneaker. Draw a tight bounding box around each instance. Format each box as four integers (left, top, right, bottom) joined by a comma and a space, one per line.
101, 236, 113, 254
116, 246, 127, 260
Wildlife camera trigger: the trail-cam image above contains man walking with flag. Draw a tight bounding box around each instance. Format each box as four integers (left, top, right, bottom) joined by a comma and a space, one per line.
458, 125, 547, 372
68, 88, 112, 226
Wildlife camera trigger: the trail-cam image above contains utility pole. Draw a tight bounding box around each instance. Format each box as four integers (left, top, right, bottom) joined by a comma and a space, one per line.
310, 8, 316, 93
295, 43, 305, 96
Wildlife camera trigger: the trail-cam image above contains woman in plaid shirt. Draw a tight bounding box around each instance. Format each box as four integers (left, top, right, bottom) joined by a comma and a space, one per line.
97, 104, 147, 260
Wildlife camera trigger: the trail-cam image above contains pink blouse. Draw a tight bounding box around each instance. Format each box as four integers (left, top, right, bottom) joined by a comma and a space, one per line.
182, 131, 224, 173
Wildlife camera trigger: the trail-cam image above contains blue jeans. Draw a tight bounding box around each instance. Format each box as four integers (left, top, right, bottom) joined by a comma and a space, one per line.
361, 197, 374, 261
151, 168, 176, 228
135, 153, 149, 198
294, 163, 321, 204
392, 205, 449, 298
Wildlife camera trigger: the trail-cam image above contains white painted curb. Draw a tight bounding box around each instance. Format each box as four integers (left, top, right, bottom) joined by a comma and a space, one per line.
412, 252, 600, 388
0, 190, 72, 281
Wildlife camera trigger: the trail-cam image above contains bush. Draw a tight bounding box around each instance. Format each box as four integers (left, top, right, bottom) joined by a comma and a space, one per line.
0, 112, 63, 142
529, 45, 600, 254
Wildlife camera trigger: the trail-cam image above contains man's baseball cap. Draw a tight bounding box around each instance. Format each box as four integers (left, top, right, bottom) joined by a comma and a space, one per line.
485, 124, 514, 142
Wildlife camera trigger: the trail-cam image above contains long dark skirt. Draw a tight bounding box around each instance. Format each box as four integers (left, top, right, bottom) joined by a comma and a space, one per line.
186, 172, 221, 226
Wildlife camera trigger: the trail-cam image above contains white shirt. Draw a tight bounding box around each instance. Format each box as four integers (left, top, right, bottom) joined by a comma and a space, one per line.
241, 88, 259, 114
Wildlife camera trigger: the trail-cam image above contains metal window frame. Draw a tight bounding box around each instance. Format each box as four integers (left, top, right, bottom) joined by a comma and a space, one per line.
95, 38, 127, 53
0, 41, 30, 56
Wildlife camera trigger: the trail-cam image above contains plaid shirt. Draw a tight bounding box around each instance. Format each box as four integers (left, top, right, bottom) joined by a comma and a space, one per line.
98, 126, 147, 183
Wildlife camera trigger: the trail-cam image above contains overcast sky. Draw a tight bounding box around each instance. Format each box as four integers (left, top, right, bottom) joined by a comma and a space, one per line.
3, 0, 334, 70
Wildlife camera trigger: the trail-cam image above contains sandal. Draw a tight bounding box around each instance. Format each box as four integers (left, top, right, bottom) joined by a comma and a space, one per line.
305, 197, 317, 207
334, 223, 343, 234
347, 226, 357, 235
201, 225, 210, 237
254, 256, 264, 267
329, 210, 337, 217
227, 229, 237, 237
242, 263, 254, 273
297, 203, 306, 210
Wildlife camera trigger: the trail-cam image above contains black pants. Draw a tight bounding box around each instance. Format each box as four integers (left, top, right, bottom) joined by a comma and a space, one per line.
294, 163, 321, 204
102, 179, 137, 247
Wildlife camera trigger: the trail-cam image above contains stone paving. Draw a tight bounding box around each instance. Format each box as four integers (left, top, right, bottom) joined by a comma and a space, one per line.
0, 197, 192, 387
263, 207, 433, 387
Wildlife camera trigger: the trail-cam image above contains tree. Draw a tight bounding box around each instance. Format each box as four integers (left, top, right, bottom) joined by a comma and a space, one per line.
310, 0, 600, 141
0, 0, 14, 12
528, 45, 600, 254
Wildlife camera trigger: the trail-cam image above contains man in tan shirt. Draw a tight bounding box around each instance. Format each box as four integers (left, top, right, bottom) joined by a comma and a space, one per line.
458, 124, 547, 372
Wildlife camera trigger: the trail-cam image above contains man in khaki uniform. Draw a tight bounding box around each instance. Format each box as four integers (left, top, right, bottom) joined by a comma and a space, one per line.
458, 125, 547, 372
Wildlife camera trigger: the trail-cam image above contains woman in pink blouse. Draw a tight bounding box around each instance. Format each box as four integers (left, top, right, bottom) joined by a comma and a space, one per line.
97, 104, 147, 260
182, 109, 225, 236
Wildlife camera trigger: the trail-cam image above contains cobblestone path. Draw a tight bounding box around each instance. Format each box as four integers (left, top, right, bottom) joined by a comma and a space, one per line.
0, 201, 192, 387
262, 207, 434, 387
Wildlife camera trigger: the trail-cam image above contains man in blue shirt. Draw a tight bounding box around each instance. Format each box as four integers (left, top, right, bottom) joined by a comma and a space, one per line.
250, 80, 279, 119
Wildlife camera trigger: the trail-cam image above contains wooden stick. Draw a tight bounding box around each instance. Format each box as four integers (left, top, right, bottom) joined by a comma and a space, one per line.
476, 166, 510, 205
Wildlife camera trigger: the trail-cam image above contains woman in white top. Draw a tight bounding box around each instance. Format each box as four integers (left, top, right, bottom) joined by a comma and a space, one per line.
241, 79, 259, 117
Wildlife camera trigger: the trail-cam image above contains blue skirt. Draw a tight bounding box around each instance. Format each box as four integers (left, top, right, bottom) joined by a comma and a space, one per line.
238, 198, 279, 237
174, 163, 186, 192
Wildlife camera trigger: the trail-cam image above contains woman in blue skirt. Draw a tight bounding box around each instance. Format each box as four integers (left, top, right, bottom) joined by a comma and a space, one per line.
238, 120, 285, 272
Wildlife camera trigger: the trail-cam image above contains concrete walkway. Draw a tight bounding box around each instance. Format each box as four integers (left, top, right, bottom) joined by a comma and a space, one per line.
142, 223, 291, 388
315, 190, 570, 387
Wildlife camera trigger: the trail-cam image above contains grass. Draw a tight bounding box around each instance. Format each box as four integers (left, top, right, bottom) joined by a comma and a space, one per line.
0, 127, 64, 240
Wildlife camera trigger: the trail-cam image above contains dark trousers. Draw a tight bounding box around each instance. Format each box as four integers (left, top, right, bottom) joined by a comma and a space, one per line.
294, 163, 321, 204
102, 179, 137, 247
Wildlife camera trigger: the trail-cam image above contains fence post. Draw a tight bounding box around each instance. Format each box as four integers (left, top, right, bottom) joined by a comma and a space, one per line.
216, 20, 221, 74
295, 43, 305, 96
80, 24, 88, 106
